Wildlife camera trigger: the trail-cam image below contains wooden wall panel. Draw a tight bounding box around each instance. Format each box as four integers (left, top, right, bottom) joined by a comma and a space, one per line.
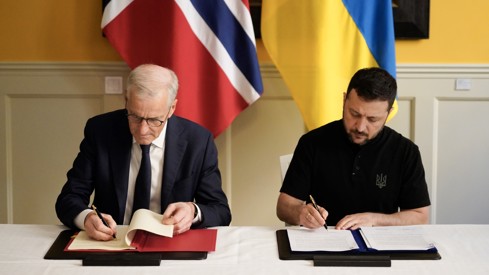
1, 63, 488, 226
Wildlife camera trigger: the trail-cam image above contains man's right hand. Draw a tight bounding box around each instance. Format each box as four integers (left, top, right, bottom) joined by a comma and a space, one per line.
277, 192, 328, 229
301, 203, 328, 229
84, 211, 117, 241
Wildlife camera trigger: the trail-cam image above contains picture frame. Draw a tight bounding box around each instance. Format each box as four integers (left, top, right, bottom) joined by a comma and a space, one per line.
392, 0, 430, 39
250, 0, 430, 39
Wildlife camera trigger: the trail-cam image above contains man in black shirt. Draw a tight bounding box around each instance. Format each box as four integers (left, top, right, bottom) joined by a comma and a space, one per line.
277, 67, 430, 230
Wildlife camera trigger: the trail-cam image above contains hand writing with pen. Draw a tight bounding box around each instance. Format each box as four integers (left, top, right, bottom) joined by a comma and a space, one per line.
298, 195, 329, 230
84, 205, 117, 241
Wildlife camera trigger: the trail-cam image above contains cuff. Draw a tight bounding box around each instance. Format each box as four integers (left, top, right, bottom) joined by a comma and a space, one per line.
192, 203, 202, 224
74, 209, 93, 230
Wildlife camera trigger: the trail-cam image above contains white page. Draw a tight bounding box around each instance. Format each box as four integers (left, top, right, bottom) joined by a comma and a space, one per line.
67, 226, 134, 250
287, 227, 359, 252
124, 209, 174, 245
360, 226, 434, 251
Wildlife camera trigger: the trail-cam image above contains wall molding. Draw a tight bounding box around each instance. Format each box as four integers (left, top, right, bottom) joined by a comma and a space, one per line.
0, 62, 130, 73
2, 61, 489, 77
397, 64, 489, 78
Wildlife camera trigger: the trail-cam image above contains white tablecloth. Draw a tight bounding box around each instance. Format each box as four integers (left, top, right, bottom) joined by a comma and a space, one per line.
0, 224, 488, 275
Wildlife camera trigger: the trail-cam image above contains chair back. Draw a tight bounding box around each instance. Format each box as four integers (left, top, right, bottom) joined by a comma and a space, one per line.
279, 154, 293, 181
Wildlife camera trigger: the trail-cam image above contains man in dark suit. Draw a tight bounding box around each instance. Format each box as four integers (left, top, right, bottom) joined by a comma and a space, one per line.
56, 64, 231, 240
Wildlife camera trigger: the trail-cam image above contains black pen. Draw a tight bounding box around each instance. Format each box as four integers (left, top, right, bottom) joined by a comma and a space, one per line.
309, 195, 328, 230
91, 205, 116, 238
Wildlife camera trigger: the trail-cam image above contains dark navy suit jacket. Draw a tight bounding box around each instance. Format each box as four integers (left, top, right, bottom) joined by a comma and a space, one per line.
56, 109, 231, 229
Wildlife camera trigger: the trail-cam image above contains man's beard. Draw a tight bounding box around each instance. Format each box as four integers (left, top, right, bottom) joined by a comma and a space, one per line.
347, 129, 369, 145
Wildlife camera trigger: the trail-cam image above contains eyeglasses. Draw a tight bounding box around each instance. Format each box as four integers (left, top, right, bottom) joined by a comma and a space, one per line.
126, 107, 172, 127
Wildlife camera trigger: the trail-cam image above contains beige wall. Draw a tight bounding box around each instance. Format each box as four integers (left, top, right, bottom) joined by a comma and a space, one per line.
0, 63, 128, 224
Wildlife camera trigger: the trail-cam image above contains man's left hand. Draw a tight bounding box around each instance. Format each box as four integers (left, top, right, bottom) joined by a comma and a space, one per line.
161, 202, 195, 235
335, 213, 378, 230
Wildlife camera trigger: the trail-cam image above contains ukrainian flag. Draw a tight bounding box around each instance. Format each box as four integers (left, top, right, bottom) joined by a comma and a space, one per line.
261, 0, 397, 130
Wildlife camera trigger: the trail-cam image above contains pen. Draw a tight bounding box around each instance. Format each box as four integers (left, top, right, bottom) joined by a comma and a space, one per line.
91, 205, 116, 238
309, 195, 328, 230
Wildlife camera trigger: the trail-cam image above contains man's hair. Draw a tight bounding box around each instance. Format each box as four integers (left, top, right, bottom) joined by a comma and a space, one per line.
126, 64, 179, 109
346, 67, 397, 110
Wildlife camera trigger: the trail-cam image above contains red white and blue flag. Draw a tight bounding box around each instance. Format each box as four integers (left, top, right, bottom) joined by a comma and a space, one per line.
102, 0, 263, 136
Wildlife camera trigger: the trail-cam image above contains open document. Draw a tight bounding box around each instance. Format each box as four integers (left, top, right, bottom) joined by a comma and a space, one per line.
287, 227, 359, 252
279, 225, 440, 261
67, 209, 173, 251
286, 225, 435, 252
66, 209, 217, 252
359, 225, 435, 251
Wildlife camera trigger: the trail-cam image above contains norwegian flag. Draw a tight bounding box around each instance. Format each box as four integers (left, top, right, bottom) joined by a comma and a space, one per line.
102, 0, 263, 136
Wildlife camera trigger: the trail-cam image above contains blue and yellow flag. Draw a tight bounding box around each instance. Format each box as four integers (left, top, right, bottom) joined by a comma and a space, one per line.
261, 0, 397, 130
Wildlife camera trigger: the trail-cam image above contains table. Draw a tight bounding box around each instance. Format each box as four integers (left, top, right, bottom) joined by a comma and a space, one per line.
1, 224, 488, 274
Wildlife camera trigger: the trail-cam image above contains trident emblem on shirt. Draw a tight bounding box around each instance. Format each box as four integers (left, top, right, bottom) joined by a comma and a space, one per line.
376, 174, 387, 189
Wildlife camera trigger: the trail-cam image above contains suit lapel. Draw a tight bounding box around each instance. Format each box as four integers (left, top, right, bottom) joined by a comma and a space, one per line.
109, 111, 133, 223
161, 117, 188, 210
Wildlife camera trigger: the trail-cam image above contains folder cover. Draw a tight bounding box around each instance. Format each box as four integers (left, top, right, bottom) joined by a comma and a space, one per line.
65, 228, 217, 252
313, 255, 391, 267
44, 230, 208, 263
276, 229, 441, 261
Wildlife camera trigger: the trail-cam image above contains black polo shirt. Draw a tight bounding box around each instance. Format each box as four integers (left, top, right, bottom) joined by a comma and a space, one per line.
281, 120, 431, 226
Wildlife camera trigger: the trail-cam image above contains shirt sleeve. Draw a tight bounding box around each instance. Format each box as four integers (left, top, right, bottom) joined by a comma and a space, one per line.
399, 143, 431, 209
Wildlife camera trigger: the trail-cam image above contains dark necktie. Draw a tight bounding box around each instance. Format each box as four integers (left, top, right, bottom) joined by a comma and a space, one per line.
132, 144, 151, 214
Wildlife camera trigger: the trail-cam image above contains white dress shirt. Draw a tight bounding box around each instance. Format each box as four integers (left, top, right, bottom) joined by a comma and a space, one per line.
123, 123, 167, 224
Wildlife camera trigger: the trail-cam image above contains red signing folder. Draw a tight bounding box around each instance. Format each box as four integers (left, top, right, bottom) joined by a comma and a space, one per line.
65, 209, 218, 253
132, 229, 217, 252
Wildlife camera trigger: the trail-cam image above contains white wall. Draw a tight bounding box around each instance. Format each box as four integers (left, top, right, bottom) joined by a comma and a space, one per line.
1, 63, 488, 225
393, 65, 489, 224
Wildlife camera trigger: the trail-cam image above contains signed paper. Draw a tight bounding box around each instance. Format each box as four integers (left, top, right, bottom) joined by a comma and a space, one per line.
360, 226, 434, 251
286, 227, 359, 252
